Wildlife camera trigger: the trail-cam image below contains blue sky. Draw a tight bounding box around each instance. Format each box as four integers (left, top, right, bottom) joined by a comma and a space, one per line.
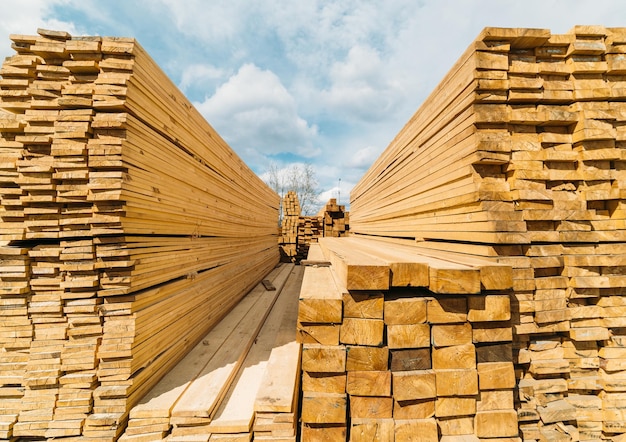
1, 1, 626, 213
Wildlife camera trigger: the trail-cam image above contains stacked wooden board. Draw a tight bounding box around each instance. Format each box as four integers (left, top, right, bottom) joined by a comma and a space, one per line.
296, 216, 322, 262
279, 191, 323, 262
279, 191, 300, 260
118, 263, 302, 442
349, 26, 626, 440
0, 29, 279, 440
317, 198, 349, 238
297, 240, 516, 441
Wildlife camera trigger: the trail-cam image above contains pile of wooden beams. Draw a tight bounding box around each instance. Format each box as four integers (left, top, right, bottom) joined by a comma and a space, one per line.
297, 240, 516, 440
349, 26, 626, 440
118, 263, 302, 442
351, 26, 626, 245
318, 198, 349, 238
279, 191, 300, 260
0, 29, 279, 440
279, 191, 323, 262
296, 216, 322, 261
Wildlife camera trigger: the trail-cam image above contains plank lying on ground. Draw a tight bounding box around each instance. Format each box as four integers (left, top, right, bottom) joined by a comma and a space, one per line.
207, 265, 304, 440
168, 264, 292, 434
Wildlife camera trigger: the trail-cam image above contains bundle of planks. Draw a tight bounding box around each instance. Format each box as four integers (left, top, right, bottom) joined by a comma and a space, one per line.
118, 263, 302, 442
296, 216, 322, 262
297, 240, 516, 441
279, 191, 300, 260
317, 198, 349, 238
0, 29, 279, 440
349, 26, 626, 440
279, 191, 323, 262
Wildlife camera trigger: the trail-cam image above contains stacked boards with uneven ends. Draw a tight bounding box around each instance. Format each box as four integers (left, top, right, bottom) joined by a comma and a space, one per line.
349, 26, 626, 440
279, 191, 323, 262
297, 241, 516, 441
0, 28, 279, 440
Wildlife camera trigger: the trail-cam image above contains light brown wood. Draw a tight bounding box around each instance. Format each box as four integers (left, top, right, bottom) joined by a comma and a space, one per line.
297, 266, 342, 324
349, 396, 393, 419
318, 237, 389, 290
345, 346, 389, 371
339, 318, 384, 346
392, 370, 436, 402
300, 392, 347, 424
301, 345, 346, 373
342, 291, 383, 319
346, 371, 391, 397
350, 418, 394, 442
0, 28, 281, 441
387, 323, 430, 349
431, 323, 473, 347
432, 344, 477, 370
384, 293, 428, 325
474, 410, 519, 437
395, 419, 438, 441
477, 362, 516, 390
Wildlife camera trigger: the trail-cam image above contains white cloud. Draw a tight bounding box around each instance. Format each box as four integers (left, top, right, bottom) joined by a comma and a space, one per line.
156, 0, 252, 43
346, 145, 381, 169
195, 63, 319, 158
179, 63, 229, 93
321, 44, 404, 122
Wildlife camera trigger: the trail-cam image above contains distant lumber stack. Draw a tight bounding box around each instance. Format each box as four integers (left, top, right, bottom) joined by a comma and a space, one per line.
279, 191, 323, 262
318, 198, 349, 238
350, 26, 626, 440
0, 29, 279, 440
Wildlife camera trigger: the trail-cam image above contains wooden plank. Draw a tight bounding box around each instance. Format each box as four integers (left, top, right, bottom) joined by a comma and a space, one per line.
254, 265, 304, 413
169, 265, 292, 423
392, 370, 436, 401
208, 266, 303, 435
300, 392, 347, 425
297, 266, 342, 325
318, 237, 389, 290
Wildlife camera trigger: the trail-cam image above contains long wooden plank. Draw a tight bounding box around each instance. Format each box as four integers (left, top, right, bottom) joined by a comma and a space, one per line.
170, 265, 291, 424
208, 265, 303, 435
318, 237, 389, 290
255, 265, 304, 413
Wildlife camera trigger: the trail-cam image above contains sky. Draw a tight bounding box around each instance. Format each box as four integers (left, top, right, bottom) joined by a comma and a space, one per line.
1, 1, 625, 213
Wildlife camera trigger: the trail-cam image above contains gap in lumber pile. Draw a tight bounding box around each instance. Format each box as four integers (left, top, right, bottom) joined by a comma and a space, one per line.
0, 28, 279, 441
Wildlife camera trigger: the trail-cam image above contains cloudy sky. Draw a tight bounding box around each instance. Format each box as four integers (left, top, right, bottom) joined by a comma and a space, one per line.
1, 1, 625, 212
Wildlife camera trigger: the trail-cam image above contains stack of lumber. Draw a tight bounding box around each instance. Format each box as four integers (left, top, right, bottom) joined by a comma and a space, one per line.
117, 263, 302, 442
317, 198, 349, 237
297, 240, 516, 441
349, 26, 626, 440
296, 216, 322, 261
279, 190, 323, 262
350, 25, 626, 245
280, 191, 300, 260
0, 29, 279, 440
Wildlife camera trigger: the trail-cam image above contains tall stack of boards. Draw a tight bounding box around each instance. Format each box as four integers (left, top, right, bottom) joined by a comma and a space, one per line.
0, 29, 279, 440
340, 26, 626, 441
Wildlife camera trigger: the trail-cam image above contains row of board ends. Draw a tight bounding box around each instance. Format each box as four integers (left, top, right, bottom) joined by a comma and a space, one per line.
476, 25, 626, 50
